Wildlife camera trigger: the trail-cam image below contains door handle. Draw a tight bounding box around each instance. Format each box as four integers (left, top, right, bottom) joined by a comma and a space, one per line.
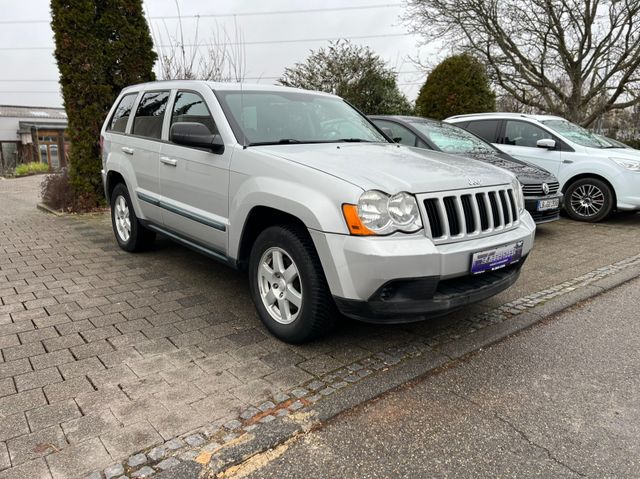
160, 156, 178, 166
121, 147, 134, 155
562, 160, 574, 164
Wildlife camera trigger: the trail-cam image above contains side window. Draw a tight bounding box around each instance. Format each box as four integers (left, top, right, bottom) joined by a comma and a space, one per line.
504, 121, 553, 147
170, 91, 218, 137
373, 120, 417, 147
107, 93, 137, 133
132, 91, 170, 139
465, 120, 500, 143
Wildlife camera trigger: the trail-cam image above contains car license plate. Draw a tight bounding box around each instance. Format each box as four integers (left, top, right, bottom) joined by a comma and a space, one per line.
537, 198, 559, 211
471, 241, 524, 274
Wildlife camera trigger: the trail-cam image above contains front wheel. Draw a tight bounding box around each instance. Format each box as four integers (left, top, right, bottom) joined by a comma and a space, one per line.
110, 183, 156, 252
248, 225, 336, 343
564, 178, 614, 223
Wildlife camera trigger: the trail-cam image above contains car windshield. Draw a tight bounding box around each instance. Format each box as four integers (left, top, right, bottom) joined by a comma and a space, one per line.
541, 119, 613, 148
409, 120, 495, 154
214, 90, 387, 145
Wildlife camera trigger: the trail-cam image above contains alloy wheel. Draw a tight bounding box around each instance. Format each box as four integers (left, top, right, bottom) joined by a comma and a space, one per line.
570, 184, 605, 218
114, 195, 131, 242
257, 247, 303, 325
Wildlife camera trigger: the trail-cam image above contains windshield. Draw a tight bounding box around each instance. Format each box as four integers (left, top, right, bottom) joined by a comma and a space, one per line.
410, 120, 495, 154
214, 90, 387, 145
541, 119, 613, 148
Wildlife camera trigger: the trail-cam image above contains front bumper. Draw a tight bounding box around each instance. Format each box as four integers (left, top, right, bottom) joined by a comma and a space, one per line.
612, 171, 640, 211
334, 259, 526, 323
310, 212, 536, 321
524, 194, 562, 224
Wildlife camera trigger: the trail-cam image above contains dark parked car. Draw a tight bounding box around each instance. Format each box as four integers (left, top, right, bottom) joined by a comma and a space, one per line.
371, 115, 562, 224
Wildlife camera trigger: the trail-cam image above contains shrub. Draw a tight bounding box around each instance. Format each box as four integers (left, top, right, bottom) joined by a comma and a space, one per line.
41, 169, 73, 211
415, 54, 495, 120
14, 162, 50, 177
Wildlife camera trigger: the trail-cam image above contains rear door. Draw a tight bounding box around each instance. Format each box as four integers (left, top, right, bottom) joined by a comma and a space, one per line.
499, 120, 562, 176
159, 89, 231, 254
126, 90, 171, 224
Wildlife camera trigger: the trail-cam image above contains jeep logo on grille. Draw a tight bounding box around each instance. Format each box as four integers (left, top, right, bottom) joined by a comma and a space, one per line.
467, 177, 482, 187
542, 183, 550, 195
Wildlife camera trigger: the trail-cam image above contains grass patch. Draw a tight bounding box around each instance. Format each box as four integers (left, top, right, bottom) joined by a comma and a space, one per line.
14, 162, 50, 177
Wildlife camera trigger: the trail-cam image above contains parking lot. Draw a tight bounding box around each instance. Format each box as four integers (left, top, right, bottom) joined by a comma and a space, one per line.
1, 175, 639, 479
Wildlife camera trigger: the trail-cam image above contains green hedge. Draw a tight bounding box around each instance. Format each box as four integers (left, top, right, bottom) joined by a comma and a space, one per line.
14, 162, 50, 177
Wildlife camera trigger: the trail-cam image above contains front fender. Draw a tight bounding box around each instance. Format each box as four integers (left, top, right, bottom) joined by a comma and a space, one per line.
228, 173, 361, 260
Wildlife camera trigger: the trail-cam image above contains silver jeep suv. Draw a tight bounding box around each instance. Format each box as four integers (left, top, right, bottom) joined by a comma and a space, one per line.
101, 81, 536, 343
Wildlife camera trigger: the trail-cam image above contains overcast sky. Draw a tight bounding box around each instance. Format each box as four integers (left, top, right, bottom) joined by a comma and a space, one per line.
0, 0, 440, 108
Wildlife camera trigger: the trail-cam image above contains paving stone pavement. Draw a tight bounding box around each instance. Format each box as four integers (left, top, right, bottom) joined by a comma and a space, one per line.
1, 176, 639, 479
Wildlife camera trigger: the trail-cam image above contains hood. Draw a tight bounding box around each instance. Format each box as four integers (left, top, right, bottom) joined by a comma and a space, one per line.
253, 143, 515, 194
463, 151, 558, 184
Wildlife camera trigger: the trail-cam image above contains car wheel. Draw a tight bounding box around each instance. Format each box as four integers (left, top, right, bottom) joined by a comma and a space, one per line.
564, 178, 614, 223
110, 183, 156, 252
248, 224, 336, 343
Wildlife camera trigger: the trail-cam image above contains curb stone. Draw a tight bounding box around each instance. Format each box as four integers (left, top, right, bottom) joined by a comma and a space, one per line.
82, 254, 640, 479
36, 202, 65, 217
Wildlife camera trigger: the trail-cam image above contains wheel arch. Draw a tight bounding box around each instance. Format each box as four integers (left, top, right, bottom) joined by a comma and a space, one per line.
235, 206, 310, 270
105, 170, 126, 202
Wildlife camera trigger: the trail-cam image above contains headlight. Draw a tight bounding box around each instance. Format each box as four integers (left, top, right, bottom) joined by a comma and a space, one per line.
610, 157, 640, 172
512, 180, 525, 212
343, 190, 422, 235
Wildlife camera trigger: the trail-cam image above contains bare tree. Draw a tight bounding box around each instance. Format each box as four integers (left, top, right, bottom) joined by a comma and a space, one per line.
148, 1, 245, 82
405, 0, 640, 126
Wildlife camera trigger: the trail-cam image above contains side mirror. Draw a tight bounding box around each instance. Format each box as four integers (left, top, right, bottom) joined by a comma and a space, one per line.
170, 122, 224, 154
537, 138, 556, 149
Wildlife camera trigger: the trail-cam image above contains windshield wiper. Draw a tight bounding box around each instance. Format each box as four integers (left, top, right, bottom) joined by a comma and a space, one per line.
332, 138, 372, 143
248, 139, 304, 146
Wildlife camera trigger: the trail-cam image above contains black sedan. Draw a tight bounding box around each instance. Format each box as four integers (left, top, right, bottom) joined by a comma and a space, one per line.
371, 115, 562, 224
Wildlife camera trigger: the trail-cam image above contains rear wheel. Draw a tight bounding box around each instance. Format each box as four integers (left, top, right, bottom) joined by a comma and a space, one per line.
110, 183, 156, 252
248, 224, 336, 343
564, 178, 614, 223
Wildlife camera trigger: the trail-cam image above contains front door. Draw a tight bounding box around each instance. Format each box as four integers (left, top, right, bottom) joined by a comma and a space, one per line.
499, 120, 563, 176
159, 90, 231, 254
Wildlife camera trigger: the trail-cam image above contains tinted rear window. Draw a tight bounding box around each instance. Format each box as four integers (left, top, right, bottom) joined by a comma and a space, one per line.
107, 93, 138, 133
132, 91, 170, 139
465, 120, 500, 143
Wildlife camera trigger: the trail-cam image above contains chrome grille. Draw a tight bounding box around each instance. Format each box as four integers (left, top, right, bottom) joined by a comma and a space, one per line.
419, 186, 520, 244
522, 181, 559, 196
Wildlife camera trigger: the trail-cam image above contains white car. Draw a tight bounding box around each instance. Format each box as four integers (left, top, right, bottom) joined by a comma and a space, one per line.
446, 113, 640, 222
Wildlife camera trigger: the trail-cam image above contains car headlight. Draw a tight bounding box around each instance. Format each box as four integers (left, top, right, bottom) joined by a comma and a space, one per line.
512, 180, 525, 213
342, 190, 422, 235
610, 157, 640, 172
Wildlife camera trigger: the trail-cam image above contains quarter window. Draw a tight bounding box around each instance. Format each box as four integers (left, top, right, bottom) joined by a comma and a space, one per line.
107, 93, 138, 133
170, 91, 218, 136
132, 91, 170, 139
465, 120, 500, 143
504, 121, 553, 147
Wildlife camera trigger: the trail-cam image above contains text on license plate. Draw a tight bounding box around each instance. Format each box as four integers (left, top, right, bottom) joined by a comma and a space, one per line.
537, 198, 559, 211
471, 241, 524, 275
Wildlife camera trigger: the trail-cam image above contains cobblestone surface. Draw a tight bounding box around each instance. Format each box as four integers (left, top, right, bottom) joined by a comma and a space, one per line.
0, 176, 639, 479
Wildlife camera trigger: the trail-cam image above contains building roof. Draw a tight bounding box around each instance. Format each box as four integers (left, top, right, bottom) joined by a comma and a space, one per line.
0, 105, 67, 120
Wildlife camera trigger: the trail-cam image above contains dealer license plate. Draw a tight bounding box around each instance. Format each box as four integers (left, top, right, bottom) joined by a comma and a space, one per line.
471, 241, 524, 275
537, 198, 560, 211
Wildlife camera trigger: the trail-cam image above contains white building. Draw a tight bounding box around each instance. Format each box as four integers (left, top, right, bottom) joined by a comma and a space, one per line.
0, 105, 69, 174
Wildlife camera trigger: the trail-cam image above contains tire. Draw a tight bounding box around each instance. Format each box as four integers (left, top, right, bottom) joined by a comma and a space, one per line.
564, 178, 614, 223
248, 224, 336, 343
110, 183, 156, 252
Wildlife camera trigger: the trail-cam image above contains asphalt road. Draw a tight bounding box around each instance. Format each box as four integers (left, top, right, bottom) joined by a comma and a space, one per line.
232, 277, 640, 479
